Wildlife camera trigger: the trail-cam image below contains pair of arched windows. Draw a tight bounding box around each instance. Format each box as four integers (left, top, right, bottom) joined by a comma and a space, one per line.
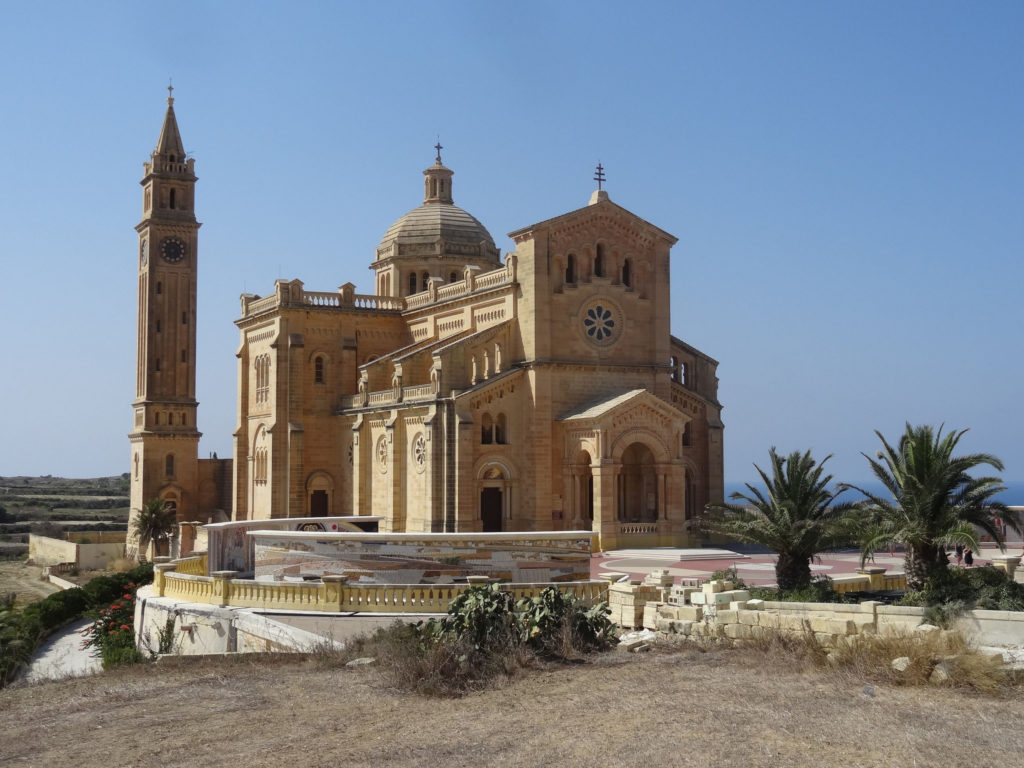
481, 413, 508, 445
254, 448, 268, 484
407, 271, 432, 295
254, 354, 271, 403
670, 357, 688, 386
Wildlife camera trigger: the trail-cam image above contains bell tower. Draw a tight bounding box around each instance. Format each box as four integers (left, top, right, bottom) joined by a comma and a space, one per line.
128, 87, 202, 553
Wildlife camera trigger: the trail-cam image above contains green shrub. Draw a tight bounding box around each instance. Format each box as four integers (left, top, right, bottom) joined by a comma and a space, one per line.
901, 565, 1024, 612
517, 586, 616, 657
435, 583, 519, 652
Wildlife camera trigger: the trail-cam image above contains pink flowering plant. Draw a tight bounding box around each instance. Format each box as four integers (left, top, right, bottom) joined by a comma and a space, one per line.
80, 582, 144, 668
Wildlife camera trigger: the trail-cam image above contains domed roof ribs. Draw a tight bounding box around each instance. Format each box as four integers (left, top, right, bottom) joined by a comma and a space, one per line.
155, 85, 186, 159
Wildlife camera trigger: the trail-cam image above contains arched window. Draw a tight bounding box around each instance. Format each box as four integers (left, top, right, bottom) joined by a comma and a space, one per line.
622, 258, 632, 288
165, 454, 175, 478
181, 349, 187, 363
481, 413, 493, 444
680, 362, 688, 386
495, 413, 507, 445
314, 356, 324, 384
670, 356, 680, 383
169, 189, 176, 209
565, 254, 577, 284
182, 312, 188, 325
450, 272, 458, 283
421, 271, 430, 291
682, 423, 692, 448
156, 281, 162, 294
408, 272, 418, 295
594, 244, 605, 277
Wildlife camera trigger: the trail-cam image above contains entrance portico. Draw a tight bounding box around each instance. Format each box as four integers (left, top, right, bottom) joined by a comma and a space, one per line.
561, 390, 693, 550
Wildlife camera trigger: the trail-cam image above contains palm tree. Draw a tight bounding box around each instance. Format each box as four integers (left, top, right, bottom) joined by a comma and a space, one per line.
131, 497, 177, 561
703, 448, 852, 591
842, 423, 1019, 591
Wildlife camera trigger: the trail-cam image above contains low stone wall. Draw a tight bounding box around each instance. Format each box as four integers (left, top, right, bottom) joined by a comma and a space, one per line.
612, 572, 1024, 649
135, 591, 345, 656
29, 533, 125, 570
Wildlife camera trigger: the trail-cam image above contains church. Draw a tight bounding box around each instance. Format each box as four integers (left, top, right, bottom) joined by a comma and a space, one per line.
128, 92, 725, 553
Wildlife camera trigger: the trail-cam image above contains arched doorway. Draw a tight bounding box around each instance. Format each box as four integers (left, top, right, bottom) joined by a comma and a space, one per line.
479, 464, 510, 532
619, 442, 657, 522
306, 471, 334, 517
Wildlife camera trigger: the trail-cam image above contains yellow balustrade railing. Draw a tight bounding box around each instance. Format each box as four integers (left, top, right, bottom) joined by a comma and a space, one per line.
154, 565, 607, 614
173, 553, 207, 575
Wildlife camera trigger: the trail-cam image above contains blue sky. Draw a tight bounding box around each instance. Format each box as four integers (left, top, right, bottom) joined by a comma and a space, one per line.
1, 2, 1021, 485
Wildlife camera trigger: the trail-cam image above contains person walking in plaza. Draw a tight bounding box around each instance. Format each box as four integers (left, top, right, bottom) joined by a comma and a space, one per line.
955, 543, 964, 566
964, 547, 974, 567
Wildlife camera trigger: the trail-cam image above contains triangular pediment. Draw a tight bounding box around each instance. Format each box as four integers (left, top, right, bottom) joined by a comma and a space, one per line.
508, 197, 677, 248
560, 389, 690, 431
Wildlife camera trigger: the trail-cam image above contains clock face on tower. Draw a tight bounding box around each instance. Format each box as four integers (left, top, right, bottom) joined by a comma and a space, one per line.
161, 237, 186, 264
140, 238, 148, 267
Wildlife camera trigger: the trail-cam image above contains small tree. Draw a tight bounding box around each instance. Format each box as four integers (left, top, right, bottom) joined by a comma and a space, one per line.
131, 498, 177, 561
703, 448, 852, 591
842, 423, 1019, 591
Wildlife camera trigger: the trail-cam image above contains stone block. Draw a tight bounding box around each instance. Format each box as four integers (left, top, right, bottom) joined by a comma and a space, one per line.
724, 623, 751, 640
677, 605, 702, 622
702, 580, 726, 595
722, 590, 750, 602
668, 586, 698, 605
778, 615, 809, 632
716, 608, 740, 625
738, 610, 760, 626
745, 599, 765, 610
730, 600, 748, 611
643, 603, 659, 631
669, 620, 693, 635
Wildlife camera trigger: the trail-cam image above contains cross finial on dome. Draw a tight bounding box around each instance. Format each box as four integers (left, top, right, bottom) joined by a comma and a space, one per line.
167, 80, 174, 105
434, 138, 443, 164
594, 162, 606, 190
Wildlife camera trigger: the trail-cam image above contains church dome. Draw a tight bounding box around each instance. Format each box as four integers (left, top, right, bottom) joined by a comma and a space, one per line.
375, 152, 500, 266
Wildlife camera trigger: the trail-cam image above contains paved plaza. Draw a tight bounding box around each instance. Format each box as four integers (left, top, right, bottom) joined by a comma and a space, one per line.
591, 543, 1024, 585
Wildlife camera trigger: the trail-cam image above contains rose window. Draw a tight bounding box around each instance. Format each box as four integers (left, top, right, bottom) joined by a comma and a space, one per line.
376, 436, 388, 471
412, 434, 427, 471
582, 302, 619, 345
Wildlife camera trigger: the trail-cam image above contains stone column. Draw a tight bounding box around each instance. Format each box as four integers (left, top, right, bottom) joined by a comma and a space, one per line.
211, 570, 237, 606
856, 567, 887, 591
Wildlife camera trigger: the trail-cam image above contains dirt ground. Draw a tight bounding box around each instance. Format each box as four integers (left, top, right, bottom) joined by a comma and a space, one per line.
2, 646, 1022, 768
0, 560, 58, 606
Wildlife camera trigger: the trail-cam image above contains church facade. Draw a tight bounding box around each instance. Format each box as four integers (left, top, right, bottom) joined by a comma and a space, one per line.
129, 95, 724, 552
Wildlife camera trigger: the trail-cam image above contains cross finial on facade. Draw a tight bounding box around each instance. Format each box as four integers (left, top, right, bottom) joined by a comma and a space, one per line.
434, 139, 443, 164
594, 162, 606, 190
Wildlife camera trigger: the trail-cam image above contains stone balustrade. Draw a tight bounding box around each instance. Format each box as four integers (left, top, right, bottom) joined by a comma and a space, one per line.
155, 562, 606, 614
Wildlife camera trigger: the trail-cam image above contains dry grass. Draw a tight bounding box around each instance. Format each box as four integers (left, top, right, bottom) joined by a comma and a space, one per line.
0, 560, 58, 606
3, 640, 1024, 768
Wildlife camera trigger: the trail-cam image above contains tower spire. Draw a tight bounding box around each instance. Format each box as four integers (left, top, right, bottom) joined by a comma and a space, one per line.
155, 85, 185, 159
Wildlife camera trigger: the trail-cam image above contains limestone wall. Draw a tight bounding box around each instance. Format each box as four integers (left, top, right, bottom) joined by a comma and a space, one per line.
28, 535, 77, 566
29, 533, 125, 570
614, 574, 1024, 649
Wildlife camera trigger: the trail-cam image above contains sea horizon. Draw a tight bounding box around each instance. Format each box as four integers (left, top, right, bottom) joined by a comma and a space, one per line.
724, 480, 1024, 507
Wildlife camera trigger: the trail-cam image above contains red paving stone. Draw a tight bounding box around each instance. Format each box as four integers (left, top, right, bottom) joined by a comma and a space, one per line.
590, 544, 1023, 586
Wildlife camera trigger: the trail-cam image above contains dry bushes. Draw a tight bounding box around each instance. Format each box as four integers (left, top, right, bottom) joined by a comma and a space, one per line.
729, 626, 1012, 692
